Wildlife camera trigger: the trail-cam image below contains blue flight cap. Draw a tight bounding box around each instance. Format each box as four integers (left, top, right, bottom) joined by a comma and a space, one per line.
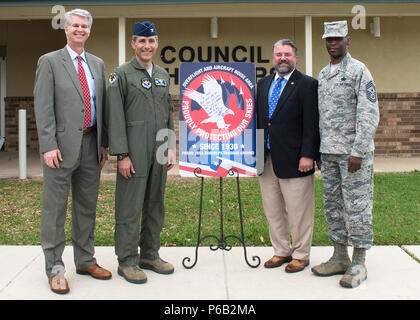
133, 21, 157, 37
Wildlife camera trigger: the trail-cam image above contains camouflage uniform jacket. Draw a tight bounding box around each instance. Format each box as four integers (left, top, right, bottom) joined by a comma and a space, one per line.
318, 53, 379, 157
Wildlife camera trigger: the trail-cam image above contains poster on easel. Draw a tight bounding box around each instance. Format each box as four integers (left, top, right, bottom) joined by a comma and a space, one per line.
178, 62, 257, 177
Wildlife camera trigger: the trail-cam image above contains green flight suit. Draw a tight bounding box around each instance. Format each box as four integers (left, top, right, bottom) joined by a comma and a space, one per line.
106, 57, 174, 267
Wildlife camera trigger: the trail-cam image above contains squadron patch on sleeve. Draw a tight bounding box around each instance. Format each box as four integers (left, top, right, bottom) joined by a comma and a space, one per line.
366, 80, 377, 103
108, 72, 118, 86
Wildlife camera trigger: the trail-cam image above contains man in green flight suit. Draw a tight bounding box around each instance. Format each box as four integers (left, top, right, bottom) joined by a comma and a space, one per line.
106, 21, 176, 284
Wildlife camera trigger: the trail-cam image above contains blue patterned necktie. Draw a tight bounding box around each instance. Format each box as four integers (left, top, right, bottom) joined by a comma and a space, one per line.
267, 77, 285, 149
268, 77, 285, 119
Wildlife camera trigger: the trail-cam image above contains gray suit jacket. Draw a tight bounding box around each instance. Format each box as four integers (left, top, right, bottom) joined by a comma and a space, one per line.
34, 47, 108, 168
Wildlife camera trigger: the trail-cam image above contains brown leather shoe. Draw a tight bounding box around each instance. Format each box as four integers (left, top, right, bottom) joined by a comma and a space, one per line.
285, 259, 309, 273
264, 255, 292, 268
49, 275, 69, 294
76, 263, 112, 280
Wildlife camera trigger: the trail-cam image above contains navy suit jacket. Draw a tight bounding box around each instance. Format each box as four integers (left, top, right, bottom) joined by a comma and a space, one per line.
256, 69, 320, 179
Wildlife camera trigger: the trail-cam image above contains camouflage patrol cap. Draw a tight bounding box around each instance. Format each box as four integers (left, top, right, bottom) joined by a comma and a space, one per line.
322, 20, 348, 39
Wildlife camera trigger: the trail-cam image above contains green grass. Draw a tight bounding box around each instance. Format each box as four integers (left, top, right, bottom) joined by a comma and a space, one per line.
371, 173, 420, 245
0, 171, 419, 247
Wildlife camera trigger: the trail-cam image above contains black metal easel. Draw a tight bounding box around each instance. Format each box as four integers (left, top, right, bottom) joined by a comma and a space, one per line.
182, 167, 261, 269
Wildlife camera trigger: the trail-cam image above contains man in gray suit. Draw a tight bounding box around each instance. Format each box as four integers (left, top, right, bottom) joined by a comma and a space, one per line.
34, 8, 111, 294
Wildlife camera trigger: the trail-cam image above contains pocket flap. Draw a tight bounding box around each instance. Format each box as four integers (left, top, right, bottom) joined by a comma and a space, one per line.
127, 120, 145, 127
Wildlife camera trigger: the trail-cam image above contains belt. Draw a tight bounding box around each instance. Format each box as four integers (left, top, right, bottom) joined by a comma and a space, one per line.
83, 125, 96, 135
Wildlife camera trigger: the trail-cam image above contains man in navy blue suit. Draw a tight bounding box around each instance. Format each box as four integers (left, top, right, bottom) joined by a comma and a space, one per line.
256, 39, 319, 273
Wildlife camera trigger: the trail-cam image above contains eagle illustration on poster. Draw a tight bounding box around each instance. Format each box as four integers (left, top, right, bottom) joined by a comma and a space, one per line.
183, 74, 234, 130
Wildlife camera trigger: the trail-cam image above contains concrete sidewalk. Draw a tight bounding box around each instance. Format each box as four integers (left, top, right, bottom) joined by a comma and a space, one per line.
1, 152, 419, 301
0, 245, 419, 300
0, 151, 419, 179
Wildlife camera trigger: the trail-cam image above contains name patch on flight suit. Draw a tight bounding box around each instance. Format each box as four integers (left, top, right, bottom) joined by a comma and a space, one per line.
155, 79, 167, 87
142, 78, 152, 89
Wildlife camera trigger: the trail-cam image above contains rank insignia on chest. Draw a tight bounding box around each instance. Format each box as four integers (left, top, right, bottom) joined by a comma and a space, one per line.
142, 78, 152, 89
155, 79, 167, 87
108, 72, 118, 86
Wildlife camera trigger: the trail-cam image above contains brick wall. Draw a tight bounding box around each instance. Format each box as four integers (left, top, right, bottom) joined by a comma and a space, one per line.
172, 95, 180, 149
375, 93, 420, 157
3, 94, 420, 157
4, 97, 39, 152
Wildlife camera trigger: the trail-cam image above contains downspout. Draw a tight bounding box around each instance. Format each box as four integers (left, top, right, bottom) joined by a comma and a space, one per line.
118, 17, 126, 66
305, 16, 313, 77
0, 52, 6, 151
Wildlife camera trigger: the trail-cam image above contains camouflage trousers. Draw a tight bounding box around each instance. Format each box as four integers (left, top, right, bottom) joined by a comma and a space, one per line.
320, 152, 374, 249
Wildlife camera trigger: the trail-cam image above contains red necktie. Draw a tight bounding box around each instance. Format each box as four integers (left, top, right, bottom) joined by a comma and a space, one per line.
77, 56, 91, 129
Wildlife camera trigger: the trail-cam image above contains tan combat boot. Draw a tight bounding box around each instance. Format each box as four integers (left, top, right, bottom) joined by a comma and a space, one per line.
340, 248, 367, 288
118, 265, 147, 284
139, 257, 174, 275
311, 242, 351, 276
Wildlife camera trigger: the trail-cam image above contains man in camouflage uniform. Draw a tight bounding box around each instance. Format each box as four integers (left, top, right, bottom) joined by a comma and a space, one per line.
311, 21, 379, 288
106, 21, 176, 284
